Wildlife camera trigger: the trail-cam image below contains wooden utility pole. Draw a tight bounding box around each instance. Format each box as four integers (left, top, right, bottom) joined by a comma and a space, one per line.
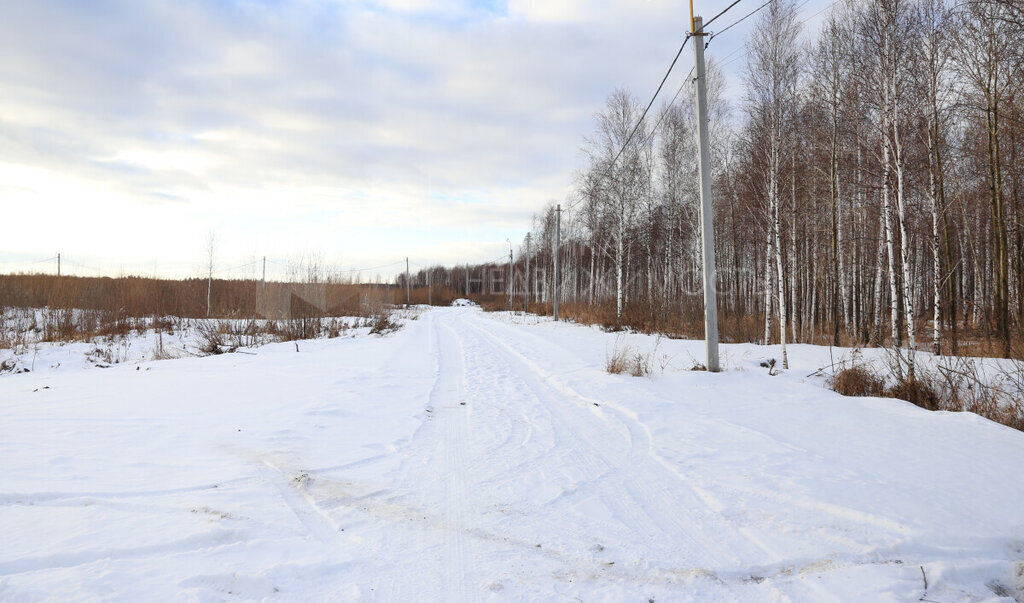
405, 257, 410, 307
554, 204, 561, 321
57, 253, 60, 278
261, 256, 266, 296
428, 269, 432, 306
693, 15, 720, 372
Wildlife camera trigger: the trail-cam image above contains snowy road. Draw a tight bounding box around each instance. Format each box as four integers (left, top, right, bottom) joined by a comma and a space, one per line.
2, 306, 1024, 601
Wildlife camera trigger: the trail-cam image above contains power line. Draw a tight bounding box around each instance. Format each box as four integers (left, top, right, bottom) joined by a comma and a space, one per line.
710, 0, 842, 72
323, 260, 406, 275
604, 34, 694, 182
569, 1, 803, 216
564, 34, 696, 214
797, 0, 840, 27
13, 255, 57, 266
708, 0, 774, 41
264, 258, 405, 275
0, 255, 58, 274
648, 65, 697, 143
700, 0, 746, 32
567, 56, 697, 217
716, 40, 749, 65
574, 7, 750, 215
212, 259, 260, 275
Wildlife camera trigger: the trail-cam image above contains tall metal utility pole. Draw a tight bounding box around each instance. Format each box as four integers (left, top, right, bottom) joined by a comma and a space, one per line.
507, 240, 514, 310
525, 233, 531, 313
553, 204, 561, 321
693, 15, 720, 372
405, 257, 410, 308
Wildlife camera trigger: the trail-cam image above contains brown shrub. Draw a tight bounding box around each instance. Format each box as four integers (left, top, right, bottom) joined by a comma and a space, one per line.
829, 365, 886, 398
369, 311, 401, 335
606, 344, 629, 374
887, 376, 943, 411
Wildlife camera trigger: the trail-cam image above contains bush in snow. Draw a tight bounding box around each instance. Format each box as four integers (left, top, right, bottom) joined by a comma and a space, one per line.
605, 339, 650, 377
829, 365, 886, 398
369, 311, 401, 336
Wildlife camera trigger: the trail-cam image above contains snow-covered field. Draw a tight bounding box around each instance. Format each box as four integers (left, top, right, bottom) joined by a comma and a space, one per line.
1, 306, 1023, 601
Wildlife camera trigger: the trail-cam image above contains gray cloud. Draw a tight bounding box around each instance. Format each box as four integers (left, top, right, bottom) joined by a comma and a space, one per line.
1, 0, 774, 269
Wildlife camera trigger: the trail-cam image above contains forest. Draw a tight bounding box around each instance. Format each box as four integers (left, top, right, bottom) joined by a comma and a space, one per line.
415, 0, 1024, 363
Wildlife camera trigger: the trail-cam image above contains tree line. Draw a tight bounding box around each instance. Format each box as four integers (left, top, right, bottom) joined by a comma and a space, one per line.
424, 0, 1024, 361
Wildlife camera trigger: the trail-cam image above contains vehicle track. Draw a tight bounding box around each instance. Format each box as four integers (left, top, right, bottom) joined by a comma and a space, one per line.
460, 312, 847, 600
434, 322, 470, 601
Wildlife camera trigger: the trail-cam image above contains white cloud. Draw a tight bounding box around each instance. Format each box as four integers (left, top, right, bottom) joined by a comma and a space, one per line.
0, 0, 754, 275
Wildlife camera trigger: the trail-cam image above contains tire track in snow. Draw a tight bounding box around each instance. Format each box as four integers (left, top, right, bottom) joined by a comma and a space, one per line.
430, 319, 471, 601
256, 458, 344, 545
454, 316, 556, 491
0, 529, 247, 576
476, 314, 912, 550
370, 311, 451, 602
463, 316, 782, 568
463, 314, 851, 600
460, 317, 618, 510
460, 318, 742, 576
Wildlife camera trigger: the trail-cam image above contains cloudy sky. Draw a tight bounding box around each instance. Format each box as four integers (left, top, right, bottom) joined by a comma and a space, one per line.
0, 0, 828, 280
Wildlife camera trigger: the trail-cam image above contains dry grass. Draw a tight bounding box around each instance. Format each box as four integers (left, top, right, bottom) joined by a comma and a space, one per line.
828, 352, 1024, 432
829, 365, 886, 398
369, 311, 402, 335
629, 351, 651, 377
0, 271, 408, 348
887, 375, 942, 411
468, 294, 1022, 363
0, 273, 398, 322
605, 344, 630, 374
401, 285, 462, 307
605, 339, 651, 377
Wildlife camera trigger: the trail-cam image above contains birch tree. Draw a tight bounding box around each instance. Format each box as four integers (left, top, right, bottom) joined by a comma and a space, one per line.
745, 0, 802, 369
585, 89, 649, 322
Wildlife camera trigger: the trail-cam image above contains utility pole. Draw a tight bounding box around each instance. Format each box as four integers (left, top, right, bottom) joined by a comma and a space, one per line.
554, 204, 561, 321
405, 257, 410, 308
693, 15, 720, 372
205, 234, 214, 318
525, 233, 531, 313
57, 253, 60, 278
465, 265, 470, 296
428, 269, 432, 306
507, 240, 513, 311
261, 256, 266, 296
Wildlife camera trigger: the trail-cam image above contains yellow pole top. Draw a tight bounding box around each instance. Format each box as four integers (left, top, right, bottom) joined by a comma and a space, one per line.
690, 0, 695, 32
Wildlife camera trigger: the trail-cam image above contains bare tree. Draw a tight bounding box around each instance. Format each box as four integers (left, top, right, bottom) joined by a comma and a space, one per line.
745, 0, 802, 369
915, 0, 955, 355
584, 89, 649, 322
954, 0, 1020, 357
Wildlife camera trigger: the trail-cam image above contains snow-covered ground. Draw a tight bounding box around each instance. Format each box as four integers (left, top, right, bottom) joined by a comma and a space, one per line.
1, 306, 1023, 601
0, 312, 382, 374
